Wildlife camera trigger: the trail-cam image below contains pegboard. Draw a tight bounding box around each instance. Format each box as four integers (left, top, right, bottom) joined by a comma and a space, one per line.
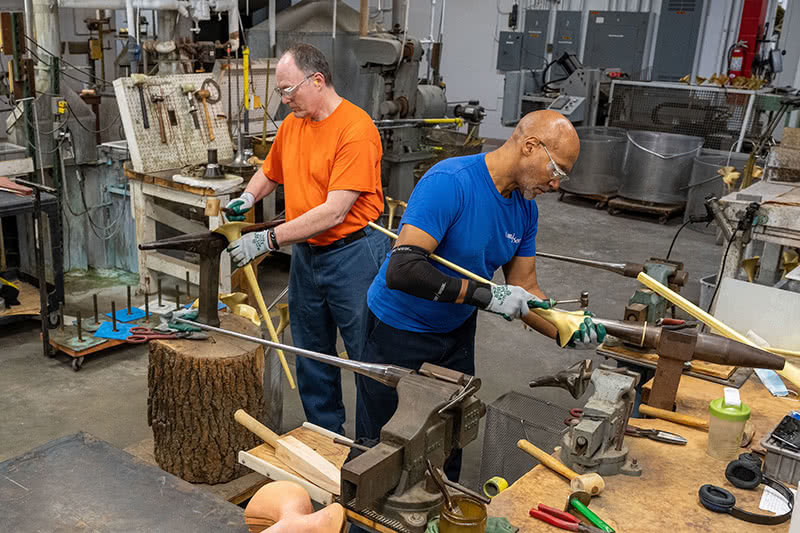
113, 74, 234, 173
212, 58, 281, 137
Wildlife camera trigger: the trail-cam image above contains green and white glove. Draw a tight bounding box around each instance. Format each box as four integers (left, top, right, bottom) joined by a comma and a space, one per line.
227, 230, 273, 268
484, 284, 552, 321
161, 307, 202, 332
224, 192, 255, 221
563, 312, 607, 349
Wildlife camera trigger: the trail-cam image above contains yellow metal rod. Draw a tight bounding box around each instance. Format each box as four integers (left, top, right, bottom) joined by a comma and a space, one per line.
636, 272, 800, 386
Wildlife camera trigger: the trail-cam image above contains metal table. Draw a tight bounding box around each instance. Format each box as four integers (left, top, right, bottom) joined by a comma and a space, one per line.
0, 432, 248, 532
0, 189, 64, 321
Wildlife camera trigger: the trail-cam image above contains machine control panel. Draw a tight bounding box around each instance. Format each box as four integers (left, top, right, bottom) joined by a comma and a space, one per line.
548, 95, 585, 116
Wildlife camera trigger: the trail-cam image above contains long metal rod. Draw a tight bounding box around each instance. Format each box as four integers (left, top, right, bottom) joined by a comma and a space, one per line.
535, 251, 630, 276
174, 318, 411, 388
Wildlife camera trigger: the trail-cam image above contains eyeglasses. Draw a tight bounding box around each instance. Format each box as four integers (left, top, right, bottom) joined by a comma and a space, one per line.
541, 143, 569, 183
274, 74, 313, 99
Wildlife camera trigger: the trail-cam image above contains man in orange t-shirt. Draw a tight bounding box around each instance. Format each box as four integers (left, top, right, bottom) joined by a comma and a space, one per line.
225, 43, 389, 434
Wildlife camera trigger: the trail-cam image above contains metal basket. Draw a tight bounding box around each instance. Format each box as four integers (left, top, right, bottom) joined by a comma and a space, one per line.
477, 391, 570, 491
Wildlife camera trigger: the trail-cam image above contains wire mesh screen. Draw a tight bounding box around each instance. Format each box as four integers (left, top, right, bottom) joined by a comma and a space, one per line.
608, 82, 771, 151
477, 391, 570, 491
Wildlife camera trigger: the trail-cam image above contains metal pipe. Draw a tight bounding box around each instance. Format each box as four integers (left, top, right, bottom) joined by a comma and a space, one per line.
536, 251, 640, 277
269, 0, 276, 56
360, 0, 369, 36
174, 318, 413, 388
736, 94, 756, 152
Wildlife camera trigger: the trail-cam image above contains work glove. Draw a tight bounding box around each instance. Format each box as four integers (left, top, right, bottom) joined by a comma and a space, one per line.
562, 312, 606, 350
483, 284, 552, 321
161, 307, 202, 332
224, 191, 255, 221
227, 230, 273, 268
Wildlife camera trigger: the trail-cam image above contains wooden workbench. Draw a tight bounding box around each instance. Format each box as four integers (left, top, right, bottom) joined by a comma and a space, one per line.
488, 418, 789, 532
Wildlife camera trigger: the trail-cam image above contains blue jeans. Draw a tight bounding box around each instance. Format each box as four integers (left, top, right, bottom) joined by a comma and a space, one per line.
289, 226, 390, 435
355, 308, 477, 482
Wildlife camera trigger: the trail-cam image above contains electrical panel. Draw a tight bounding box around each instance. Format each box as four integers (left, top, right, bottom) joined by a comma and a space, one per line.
552, 12, 582, 76
652, 0, 704, 82
583, 12, 651, 79
521, 10, 549, 70
497, 31, 523, 72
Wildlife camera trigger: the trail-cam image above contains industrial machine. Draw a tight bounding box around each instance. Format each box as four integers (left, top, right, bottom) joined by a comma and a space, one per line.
501, 53, 620, 127
354, 3, 485, 202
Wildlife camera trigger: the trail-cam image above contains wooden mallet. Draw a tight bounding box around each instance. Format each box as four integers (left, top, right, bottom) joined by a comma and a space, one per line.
517, 439, 605, 496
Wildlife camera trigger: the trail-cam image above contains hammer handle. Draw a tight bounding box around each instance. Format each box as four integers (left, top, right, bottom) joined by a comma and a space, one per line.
517, 439, 577, 481
638, 404, 709, 431
234, 409, 280, 448
202, 98, 215, 142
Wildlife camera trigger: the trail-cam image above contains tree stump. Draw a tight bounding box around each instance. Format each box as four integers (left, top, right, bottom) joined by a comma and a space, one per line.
147, 313, 265, 484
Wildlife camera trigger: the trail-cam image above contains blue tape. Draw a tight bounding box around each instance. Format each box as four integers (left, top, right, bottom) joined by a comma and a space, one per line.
94, 321, 136, 340
106, 307, 146, 323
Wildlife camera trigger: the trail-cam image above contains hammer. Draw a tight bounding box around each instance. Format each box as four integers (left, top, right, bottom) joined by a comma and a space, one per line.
150, 89, 167, 144
182, 84, 201, 130
517, 439, 605, 496
555, 291, 590, 309
131, 74, 150, 129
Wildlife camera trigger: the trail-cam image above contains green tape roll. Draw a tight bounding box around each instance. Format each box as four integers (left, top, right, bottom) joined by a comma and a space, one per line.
482, 476, 508, 498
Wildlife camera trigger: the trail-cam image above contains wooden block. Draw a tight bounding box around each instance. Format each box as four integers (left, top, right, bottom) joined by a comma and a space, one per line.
275, 436, 340, 495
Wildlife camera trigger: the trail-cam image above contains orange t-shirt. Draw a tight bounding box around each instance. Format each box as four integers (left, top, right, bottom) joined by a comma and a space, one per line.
262, 99, 384, 246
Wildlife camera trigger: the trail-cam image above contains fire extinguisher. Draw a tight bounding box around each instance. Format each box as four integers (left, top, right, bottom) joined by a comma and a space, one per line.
728, 40, 748, 79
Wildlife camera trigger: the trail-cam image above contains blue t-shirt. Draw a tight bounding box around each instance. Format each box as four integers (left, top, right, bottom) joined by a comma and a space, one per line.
367, 153, 539, 333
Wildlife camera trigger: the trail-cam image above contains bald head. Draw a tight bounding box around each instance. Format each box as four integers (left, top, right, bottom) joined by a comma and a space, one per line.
511, 110, 579, 162
485, 110, 580, 200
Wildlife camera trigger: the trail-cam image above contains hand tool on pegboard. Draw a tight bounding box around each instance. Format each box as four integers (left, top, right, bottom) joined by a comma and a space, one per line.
196, 79, 220, 142
182, 84, 201, 130
150, 87, 167, 144
174, 315, 486, 533
131, 74, 150, 129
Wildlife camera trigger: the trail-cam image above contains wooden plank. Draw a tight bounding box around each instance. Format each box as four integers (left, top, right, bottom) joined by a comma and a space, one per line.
238, 426, 350, 505
0, 280, 41, 318
146, 202, 207, 235
146, 252, 199, 286
488, 418, 789, 533
49, 338, 125, 358
131, 181, 156, 294
600, 342, 736, 379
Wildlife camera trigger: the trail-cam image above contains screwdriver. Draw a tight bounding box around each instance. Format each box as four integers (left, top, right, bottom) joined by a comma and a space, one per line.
569, 498, 614, 533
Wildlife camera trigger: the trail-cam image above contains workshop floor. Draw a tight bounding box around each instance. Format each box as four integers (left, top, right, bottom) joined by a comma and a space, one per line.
0, 192, 721, 493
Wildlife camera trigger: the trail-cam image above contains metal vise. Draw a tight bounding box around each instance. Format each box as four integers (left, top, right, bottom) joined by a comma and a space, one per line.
565, 365, 640, 477
531, 361, 640, 477
341, 363, 485, 532
138, 219, 283, 327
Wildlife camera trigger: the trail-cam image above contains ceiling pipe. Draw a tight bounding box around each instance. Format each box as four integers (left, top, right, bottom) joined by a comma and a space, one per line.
360, 0, 368, 36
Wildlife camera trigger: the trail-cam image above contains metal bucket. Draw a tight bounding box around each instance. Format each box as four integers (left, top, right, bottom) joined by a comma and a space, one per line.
684, 150, 750, 234
619, 131, 704, 205
560, 127, 627, 196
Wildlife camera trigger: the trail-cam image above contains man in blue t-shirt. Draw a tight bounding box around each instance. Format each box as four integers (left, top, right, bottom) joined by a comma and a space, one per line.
357, 110, 606, 482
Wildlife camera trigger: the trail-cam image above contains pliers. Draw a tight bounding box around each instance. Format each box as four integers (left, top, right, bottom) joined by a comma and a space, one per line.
530, 503, 606, 532
626, 424, 687, 445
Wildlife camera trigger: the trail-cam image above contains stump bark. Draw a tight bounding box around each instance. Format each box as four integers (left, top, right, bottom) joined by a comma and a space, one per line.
147, 313, 265, 484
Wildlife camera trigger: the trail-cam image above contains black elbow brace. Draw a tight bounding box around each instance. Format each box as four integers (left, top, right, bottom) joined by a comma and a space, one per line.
385, 245, 492, 307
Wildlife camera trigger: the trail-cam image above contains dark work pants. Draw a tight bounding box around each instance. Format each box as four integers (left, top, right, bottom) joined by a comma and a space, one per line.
289, 226, 390, 435
354, 308, 478, 482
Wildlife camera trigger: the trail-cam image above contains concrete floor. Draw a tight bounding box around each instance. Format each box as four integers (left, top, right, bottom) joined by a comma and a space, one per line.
0, 192, 722, 493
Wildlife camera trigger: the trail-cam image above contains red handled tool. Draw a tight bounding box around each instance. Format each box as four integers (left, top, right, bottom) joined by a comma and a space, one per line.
530, 503, 606, 532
